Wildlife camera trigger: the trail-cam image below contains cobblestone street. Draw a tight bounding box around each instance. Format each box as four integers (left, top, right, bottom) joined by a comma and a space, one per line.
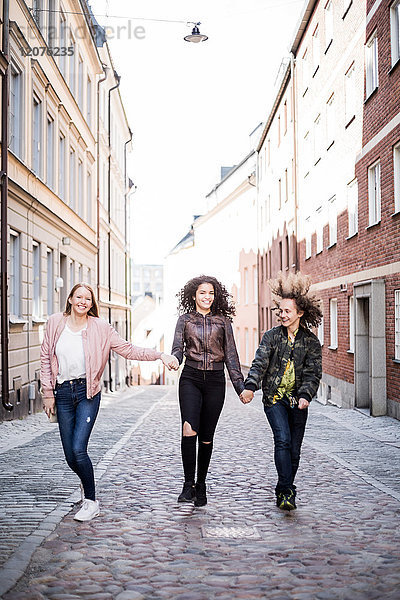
0, 384, 399, 599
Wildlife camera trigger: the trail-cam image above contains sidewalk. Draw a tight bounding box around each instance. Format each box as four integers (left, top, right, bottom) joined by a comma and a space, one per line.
1, 385, 400, 599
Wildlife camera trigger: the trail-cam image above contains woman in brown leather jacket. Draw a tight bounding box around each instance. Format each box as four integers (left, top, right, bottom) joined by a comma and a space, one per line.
171, 275, 244, 507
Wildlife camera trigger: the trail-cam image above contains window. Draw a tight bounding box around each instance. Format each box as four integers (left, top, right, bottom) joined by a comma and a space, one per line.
47, 115, 54, 190
33, 241, 41, 317
32, 95, 42, 177
70, 260, 75, 288
78, 159, 83, 217
267, 139, 271, 165
283, 100, 287, 134
368, 161, 381, 225
345, 63, 356, 124
312, 25, 320, 73
347, 178, 358, 236
87, 76, 92, 127
69, 147, 76, 209
284, 168, 288, 202
59, 10, 67, 77
236, 328, 241, 357
10, 62, 23, 158
365, 34, 378, 98
87, 170, 92, 225
78, 263, 83, 282
302, 49, 309, 92
330, 298, 338, 349
244, 268, 249, 304
394, 143, 400, 213
325, 1, 333, 49
305, 217, 312, 259
87, 268, 92, 286
318, 317, 324, 346
278, 178, 282, 209
328, 196, 337, 246
391, 1, 400, 66
253, 266, 257, 303
47, 248, 53, 315
395, 290, 400, 360
10, 231, 21, 318
33, 0, 43, 29
314, 114, 322, 163
343, 0, 352, 15
59, 133, 65, 200
349, 296, 355, 353
69, 36, 75, 94
245, 328, 249, 365
326, 93, 335, 147
278, 115, 281, 146
285, 235, 290, 269
316, 206, 324, 253
78, 55, 84, 108
279, 240, 283, 270
48, 0, 56, 45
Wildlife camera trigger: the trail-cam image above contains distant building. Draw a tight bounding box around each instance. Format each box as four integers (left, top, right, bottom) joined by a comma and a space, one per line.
131, 264, 164, 303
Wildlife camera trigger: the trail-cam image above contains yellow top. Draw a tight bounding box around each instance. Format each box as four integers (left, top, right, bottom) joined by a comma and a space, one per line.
272, 329, 298, 405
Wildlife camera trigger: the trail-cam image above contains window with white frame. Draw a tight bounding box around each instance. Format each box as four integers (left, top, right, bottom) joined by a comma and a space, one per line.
70, 260, 75, 288
69, 147, 76, 209
366, 34, 378, 98
87, 170, 92, 226
278, 178, 282, 209
245, 328, 249, 365
317, 316, 324, 346
394, 143, 400, 213
59, 10, 67, 77
312, 25, 320, 73
10, 62, 23, 158
326, 93, 335, 147
368, 161, 381, 225
284, 100, 288, 134
32, 94, 42, 176
330, 298, 338, 348
395, 289, 400, 359
345, 63, 356, 124
33, 0, 43, 29
347, 178, 358, 236
78, 55, 84, 108
9, 231, 21, 317
325, 0, 333, 49
284, 168, 288, 202
47, 115, 54, 190
69, 35, 75, 94
87, 76, 92, 127
302, 49, 309, 92
314, 114, 322, 163
47, 0, 56, 45
78, 158, 83, 217
349, 296, 355, 352
305, 216, 312, 259
244, 268, 249, 304
87, 268, 91, 286
391, 0, 400, 66
328, 196, 337, 246
78, 263, 83, 282
59, 132, 65, 201
33, 241, 41, 317
47, 248, 54, 316
253, 266, 257, 303
316, 206, 324, 253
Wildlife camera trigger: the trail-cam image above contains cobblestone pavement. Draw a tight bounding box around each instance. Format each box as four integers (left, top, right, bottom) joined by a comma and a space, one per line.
1, 385, 400, 599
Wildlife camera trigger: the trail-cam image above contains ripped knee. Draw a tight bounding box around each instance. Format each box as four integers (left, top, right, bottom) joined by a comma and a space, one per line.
182, 421, 197, 437
199, 439, 213, 445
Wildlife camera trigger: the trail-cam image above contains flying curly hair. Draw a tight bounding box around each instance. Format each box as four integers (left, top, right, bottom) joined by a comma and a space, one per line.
269, 271, 323, 329
177, 275, 236, 320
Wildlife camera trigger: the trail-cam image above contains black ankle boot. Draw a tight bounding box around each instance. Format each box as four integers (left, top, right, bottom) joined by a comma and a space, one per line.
178, 481, 195, 503
194, 482, 207, 507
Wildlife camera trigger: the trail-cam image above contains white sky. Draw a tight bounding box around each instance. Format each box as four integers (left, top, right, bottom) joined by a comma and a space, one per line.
90, 0, 305, 264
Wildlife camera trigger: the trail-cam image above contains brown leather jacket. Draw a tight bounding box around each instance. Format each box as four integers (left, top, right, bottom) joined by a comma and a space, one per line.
171, 312, 244, 396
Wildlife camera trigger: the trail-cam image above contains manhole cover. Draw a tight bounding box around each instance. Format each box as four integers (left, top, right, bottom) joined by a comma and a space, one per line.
201, 525, 261, 539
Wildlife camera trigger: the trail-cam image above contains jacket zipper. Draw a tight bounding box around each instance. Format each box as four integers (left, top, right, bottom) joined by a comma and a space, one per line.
203, 314, 207, 377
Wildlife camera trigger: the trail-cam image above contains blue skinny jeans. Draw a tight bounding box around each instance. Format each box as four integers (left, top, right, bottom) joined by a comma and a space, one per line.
55, 378, 100, 501
264, 397, 308, 494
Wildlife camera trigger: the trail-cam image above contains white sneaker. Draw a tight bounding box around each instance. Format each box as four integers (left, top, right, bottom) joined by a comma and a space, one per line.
73, 499, 100, 522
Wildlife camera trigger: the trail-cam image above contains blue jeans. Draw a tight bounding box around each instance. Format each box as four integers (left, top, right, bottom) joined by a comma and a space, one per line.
55, 378, 100, 501
264, 397, 308, 494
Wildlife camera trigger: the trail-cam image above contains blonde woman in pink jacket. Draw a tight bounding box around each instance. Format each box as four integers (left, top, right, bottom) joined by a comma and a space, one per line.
41, 283, 178, 522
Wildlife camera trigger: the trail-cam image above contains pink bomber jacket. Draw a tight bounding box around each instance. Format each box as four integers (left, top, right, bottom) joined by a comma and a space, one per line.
40, 312, 162, 400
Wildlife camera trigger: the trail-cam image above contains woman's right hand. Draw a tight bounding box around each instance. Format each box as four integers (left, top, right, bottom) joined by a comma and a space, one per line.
43, 395, 56, 419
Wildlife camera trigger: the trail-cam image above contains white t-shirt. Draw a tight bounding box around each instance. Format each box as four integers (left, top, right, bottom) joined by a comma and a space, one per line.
55, 324, 87, 383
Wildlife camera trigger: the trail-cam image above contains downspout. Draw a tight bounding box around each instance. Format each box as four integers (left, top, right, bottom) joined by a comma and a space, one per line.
290, 52, 299, 271
107, 72, 120, 392
124, 129, 133, 386
1, 0, 13, 411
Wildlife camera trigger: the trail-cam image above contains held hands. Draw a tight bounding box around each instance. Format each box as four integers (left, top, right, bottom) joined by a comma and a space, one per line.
240, 389, 254, 404
161, 353, 179, 371
298, 397, 310, 410
42, 395, 56, 419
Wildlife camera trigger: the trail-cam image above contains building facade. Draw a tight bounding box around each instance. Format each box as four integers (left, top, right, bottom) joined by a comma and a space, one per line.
131, 264, 163, 304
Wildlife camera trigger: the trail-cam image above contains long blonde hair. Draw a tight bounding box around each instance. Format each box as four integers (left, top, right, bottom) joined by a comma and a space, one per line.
64, 283, 99, 318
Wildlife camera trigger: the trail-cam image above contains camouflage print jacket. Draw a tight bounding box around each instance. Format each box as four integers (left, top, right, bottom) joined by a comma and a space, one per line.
244, 325, 322, 406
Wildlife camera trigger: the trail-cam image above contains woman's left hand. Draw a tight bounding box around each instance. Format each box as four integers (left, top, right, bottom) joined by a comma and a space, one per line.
161, 353, 179, 371
298, 398, 310, 410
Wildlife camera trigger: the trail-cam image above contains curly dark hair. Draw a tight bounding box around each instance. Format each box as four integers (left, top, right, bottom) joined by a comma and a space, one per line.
269, 271, 323, 329
177, 275, 236, 319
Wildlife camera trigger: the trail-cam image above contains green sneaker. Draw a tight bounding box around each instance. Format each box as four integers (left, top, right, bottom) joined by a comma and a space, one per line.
278, 490, 296, 511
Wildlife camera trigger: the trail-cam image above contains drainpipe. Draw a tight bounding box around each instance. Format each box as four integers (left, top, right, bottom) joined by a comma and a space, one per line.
124, 129, 133, 385
1, 0, 13, 411
107, 71, 120, 392
290, 52, 299, 271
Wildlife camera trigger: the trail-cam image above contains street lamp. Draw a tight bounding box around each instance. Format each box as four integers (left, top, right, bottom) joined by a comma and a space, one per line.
184, 22, 208, 43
